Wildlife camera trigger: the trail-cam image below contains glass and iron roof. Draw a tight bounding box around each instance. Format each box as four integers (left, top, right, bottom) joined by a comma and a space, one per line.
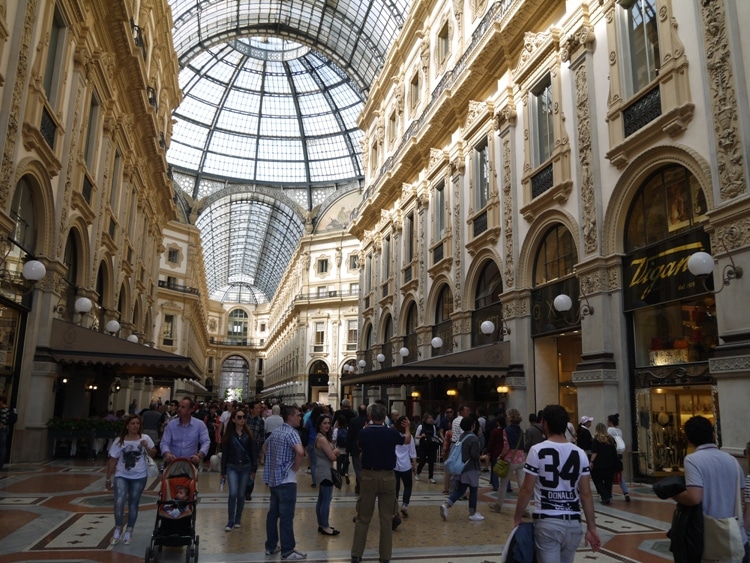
166, 0, 412, 302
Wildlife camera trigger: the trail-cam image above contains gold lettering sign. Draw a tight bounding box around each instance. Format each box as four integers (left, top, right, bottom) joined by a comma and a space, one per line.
628, 242, 703, 301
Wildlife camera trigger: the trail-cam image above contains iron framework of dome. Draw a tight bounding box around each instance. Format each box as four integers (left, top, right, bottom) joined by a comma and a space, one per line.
166, 0, 412, 303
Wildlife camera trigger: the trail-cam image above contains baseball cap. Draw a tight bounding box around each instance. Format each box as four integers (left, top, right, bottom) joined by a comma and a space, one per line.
580, 416, 594, 424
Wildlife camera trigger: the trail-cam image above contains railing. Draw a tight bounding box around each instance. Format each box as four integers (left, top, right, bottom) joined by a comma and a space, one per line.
294, 289, 359, 301
473, 210, 488, 237
433, 242, 444, 264
623, 85, 662, 137
130, 18, 147, 61
158, 279, 200, 295
531, 163, 553, 199
40, 106, 57, 149
209, 337, 263, 347
82, 174, 93, 204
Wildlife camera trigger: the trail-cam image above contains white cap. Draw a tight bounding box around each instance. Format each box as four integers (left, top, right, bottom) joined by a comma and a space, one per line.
580, 416, 594, 425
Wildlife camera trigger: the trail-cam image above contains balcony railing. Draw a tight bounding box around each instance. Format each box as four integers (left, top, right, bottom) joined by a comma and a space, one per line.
40, 106, 57, 149
473, 210, 488, 237
623, 85, 662, 138
294, 289, 359, 301
130, 18, 147, 61
158, 279, 200, 295
531, 163, 553, 199
82, 174, 93, 204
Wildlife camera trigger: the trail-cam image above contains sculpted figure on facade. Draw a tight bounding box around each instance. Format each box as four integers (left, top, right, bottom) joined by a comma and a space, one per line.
575, 64, 597, 255
420, 37, 430, 77
501, 138, 514, 288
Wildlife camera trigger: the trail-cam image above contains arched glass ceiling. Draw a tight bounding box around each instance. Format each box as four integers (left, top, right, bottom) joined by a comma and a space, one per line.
169, 37, 366, 188
195, 193, 305, 303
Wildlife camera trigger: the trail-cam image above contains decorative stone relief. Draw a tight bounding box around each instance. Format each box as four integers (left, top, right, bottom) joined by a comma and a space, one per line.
393, 77, 404, 114
0, 0, 36, 207
420, 37, 430, 77
501, 139, 514, 288
700, 0, 746, 200
360, 135, 369, 172
452, 0, 463, 33
709, 355, 750, 375
514, 31, 551, 77
465, 100, 485, 132
452, 170, 462, 310
429, 148, 444, 170
471, 0, 488, 21
575, 65, 597, 255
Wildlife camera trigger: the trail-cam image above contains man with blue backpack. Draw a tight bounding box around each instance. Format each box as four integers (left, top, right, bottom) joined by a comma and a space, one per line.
440, 416, 485, 521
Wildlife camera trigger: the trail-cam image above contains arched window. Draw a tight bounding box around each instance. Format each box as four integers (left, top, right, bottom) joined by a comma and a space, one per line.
220, 355, 249, 401
435, 285, 453, 323
381, 314, 393, 368
626, 164, 707, 251
61, 234, 79, 322
402, 302, 418, 362
227, 309, 249, 343
533, 225, 576, 287
433, 285, 453, 355
10, 177, 37, 252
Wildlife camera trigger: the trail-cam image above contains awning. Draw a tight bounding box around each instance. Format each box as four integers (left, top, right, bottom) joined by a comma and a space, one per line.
39, 318, 203, 380
341, 340, 511, 386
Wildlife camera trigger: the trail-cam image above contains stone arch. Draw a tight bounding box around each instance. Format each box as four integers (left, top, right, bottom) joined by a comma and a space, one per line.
9, 159, 55, 258
465, 248, 504, 305
602, 144, 714, 256
426, 276, 454, 325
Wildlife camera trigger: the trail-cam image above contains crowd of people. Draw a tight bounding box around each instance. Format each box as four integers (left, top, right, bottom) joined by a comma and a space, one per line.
100, 397, 750, 563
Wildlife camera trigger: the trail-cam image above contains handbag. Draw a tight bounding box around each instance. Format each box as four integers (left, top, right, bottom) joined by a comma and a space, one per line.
144, 450, 159, 479
702, 485, 744, 561
330, 468, 343, 489
613, 435, 626, 454
493, 430, 523, 479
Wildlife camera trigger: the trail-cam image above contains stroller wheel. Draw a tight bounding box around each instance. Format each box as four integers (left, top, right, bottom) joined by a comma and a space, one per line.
144, 546, 153, 562
193, 536, 200, 563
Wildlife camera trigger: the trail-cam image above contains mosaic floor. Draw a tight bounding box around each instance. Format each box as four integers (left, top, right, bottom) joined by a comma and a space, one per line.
0, 458, 678, 562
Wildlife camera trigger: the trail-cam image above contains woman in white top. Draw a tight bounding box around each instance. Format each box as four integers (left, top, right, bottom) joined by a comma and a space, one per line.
106, 414, 157, 545
606, 413, 630, 501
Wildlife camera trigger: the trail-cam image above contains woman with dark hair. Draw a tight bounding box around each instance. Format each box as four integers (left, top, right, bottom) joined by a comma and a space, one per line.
306, 405, 324, 487
489, 409, 526, 513
313, 414, 340, 535
590, 423, 618, 504
106, 414, 157, 545
415, 413, 440, 483
220, 408, 257, 531
607, 413, 631, 501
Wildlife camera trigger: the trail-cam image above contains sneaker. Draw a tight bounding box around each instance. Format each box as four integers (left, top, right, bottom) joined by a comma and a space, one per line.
122, 531, 131, 545
469, 512, 485, 521
414, 474, 420, 481
429, 478, 437, 484
234, 522, 241, 528
282, 550, 307, 560
110, 530, 120, 545
440, 503, 448, 521
225, 523, 233, 532
625, 494, 631, 502
488, 503, 502, 513
265, 546, 281, 555
400, 504, 408, 517
345, 474, 350, 485
391, 516, 401, 530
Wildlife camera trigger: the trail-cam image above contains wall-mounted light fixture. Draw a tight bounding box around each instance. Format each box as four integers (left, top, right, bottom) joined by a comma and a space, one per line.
687, 228, 743, 294
358, 359, 367, 372
376, 353, 386, 364
85, 382, 98, 392
399, 347, 409, 358
111, 378, 121, 394
105, 319, 121, 336
431, 336, 443, 349
496, 385, 509, 397
126, 333, 139, 343
410, 391, 421, 399
0, 240, 47, 295
480, 318, 511, 338
446, 389, 458, 397
553, 290, 594, 324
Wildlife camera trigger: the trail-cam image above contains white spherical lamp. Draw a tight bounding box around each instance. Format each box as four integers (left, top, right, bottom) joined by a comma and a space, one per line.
358, 359, 366, 368
553, 294, 573, 313
431, 336, 443, 349
376, 353, 385, 363
687, 251, 714, 277
126, 334, 139, 343
399, 347, 409, 357
105, 319, 121, 334
480, 320, 495, 335
74, 296, 93, 314
22, 260, 46, 282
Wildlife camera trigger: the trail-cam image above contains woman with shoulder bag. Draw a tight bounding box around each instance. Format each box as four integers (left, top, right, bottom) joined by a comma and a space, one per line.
314, 415, 341, 535
106, 414, 157, 545
489, 409, 526, 514
591, 423, 619, 504
220, 409, 258, 531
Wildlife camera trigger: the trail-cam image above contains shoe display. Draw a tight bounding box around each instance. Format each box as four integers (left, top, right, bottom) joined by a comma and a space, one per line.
469, 512, 485, 521
282, 550, 307, 560
440, 503, 448, 521
265, 546, 281, 555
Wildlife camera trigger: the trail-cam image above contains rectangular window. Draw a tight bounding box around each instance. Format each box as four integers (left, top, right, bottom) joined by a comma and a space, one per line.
410, 73, 420, 110
531, 74, 554, 167
405, 212, 415, 262
349, 282, 359, 295
260, 323, 266, 332
383, 235, 391, 278
474, 139, 489, 209
257, 358, 264, 375
167, 248, 178, 263
162, 314, 174, 343
110, 150, 122, 209
435, 180, 446, 239
347, 320, 358, 351
207, 356, 214, 372
318, 258, 328, 274
317, 286, 327, 298
365, 253, 373, 293
314, 322, 325, 352
438, 23, 450, 64
43, 8, 66, 106
166, 276, 177, 288
619, 0, 660, 96
84, 93, 100, 170
388, 112, 397, 147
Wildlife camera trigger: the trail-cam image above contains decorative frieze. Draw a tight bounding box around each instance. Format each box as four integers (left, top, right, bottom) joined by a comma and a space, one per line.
572, 369, 619, 384
501, 138, 515, 289
574, 64, 597, 255
709, 356, 750, 376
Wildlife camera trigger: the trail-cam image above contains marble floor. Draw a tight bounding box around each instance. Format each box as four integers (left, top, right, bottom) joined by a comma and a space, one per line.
0, 458, 678, 562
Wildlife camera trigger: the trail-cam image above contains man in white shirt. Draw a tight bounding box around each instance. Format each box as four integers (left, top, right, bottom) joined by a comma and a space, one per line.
451, 405, 471, 444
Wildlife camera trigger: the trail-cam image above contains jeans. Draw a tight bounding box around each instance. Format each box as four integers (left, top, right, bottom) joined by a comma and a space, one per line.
307, 444, 317, 484
446, 481, 478, 512
395, 469, 413, 507
113, 476, 148, 530
533, 518, 583, 563
226, 463, 252, 525
316, 482, 334, 528
266, 482, 298, 556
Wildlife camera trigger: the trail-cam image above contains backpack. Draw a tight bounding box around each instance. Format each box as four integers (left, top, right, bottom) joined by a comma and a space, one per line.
336, 426, 348, 447
444, 434, 476, 475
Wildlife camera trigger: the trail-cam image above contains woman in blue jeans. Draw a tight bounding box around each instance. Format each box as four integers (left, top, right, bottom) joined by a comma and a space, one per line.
313, 414, 340, 535
439, 416, 484, 521
106, 414, 156, 545
220, 408, 258, 530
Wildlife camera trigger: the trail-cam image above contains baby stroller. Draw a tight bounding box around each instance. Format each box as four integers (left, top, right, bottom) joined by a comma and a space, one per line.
145, 458, 199, 562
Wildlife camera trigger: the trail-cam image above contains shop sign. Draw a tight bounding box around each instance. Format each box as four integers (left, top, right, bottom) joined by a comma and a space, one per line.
623, 230, 710, 311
